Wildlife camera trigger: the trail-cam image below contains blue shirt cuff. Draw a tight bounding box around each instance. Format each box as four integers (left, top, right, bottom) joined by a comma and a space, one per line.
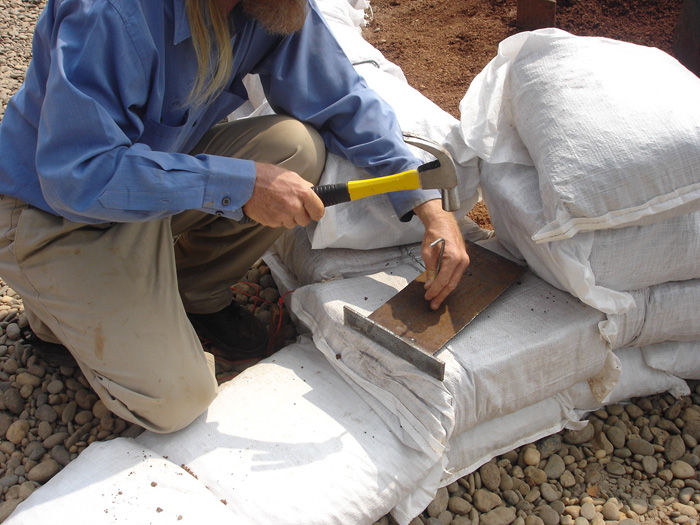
388, 188, 442, 222
199, 155, 256, 220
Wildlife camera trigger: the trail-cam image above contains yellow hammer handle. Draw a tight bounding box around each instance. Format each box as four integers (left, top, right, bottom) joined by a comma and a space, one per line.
347, 169, 421, 200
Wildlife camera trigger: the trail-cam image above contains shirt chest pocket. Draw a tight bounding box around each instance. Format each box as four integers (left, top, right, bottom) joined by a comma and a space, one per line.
140, 110, 197, 153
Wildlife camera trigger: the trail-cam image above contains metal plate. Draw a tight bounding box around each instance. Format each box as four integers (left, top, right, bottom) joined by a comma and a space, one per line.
346, 241, 526, 380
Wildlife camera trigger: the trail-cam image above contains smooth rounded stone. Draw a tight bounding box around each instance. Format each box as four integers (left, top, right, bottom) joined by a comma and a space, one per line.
480, 461, 501, 491
605, 461, 626, 476
448, 496, 471, 515
18, 481, 37, 500
480, 506, 516, 525
679, 487, 694, 504
560, 470, 576, 488
74, 388, 97, 410
0, 440, 16, 454
27, 459, 60, 483
625, 403, 644, 419
42, 431, 68, 449
62, 400, 77, 425
425, 518, 442, 525
564, 424, 595, 445
74, 409, 93, 425
436, 510, 452, 524
46, 379, 64, 395
427, 487, 449, 517
628, 498, 648, 515
19, 382, 33, 398
601, 500, 620, 521
671, 460, 695, 479
50, 445, 71, 467
666, 434, 687, 462
0, 500, 20, 522
0, 412, 11, 436
538, 435, 562, 459
503, 489, 521, 506
15, 371, 40, 388
500, 471, 514, 492
5, 419, 30, 444
523, 447, 541, 467
451, 516, 471, 525
564, 505, 581, 519
5, 322, 20, 340
580, 502, 595, 521
540, 483, 561, 502
525, 487, 540, 504
524, 466, 547, 486
614, 447, 632, 459
672, 502, 699, 517
642, 455, 658, 474
605, 425, 626, 449
0, 473, 19, 489
37, 421, 52, 440
24, 440, 45, 462
550, 500, 565, 515
525, 516, 544, 525
680, 453, 699, 467
35, 403, 58, 423
544, 454, 566, 480
3, 387, 24, 414
618, 520, 638, 525
537, 504, 560, 525
573, 518, 589, 525
627, 437, 655, 456
473, 489, 502, 513
684, 433, 698, 449
92, 399, 110, 419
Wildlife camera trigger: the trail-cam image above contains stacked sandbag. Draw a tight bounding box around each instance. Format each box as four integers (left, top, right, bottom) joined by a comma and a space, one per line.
459, 29, 700, 382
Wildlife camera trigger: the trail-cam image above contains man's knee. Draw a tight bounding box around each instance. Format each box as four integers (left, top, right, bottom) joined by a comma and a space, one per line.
149, 369, 218, 433
272, 118, 326, 185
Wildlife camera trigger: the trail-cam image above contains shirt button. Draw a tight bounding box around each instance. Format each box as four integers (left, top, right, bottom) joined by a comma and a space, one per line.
221, 196, 231, 206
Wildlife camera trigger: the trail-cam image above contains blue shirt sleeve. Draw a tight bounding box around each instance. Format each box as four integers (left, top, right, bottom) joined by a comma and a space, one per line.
253, 2, 440, 220
33, 0, 255, 223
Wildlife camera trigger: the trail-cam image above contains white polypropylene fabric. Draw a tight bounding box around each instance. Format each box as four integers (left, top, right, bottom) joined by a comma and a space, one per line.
599, 280, 700, 349
268, 218, 492, 287
479, 161, 700, 314
460, 28, 700, 243
5, 439, 237, 524
642, 341, 700, 380
286, 247, 612, 457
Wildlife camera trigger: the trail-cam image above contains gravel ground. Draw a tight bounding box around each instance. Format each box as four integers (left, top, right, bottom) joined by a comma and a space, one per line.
1, 1, 699, 524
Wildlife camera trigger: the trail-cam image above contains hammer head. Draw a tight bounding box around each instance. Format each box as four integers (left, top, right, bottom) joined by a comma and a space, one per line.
403, 133, 460, 212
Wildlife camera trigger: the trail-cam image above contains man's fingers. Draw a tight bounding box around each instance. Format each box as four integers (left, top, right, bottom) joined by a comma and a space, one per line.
304, 188, 325, 222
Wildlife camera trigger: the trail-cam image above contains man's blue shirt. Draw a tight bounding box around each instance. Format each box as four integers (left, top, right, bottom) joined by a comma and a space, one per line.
0, 0, 436, 223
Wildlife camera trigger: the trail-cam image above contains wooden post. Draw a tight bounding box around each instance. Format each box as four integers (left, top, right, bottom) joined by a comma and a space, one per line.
516, 0, 556, 30
673, 0, 700, 77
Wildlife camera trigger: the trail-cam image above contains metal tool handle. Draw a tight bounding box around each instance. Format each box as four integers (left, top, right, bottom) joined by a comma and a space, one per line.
312, 183, 351, 207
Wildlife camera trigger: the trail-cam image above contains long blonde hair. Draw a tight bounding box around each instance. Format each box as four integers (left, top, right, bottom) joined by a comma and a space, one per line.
185, 0, 308, 106
186, 0, 233, 106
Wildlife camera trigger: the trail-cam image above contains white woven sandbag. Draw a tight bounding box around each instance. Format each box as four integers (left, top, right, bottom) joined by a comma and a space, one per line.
508, 29, 700, 242
642, 341, 700, 380
136, 340, 439, 525
599, 280, 700, 349
266, 217, 492, 288
5, 439, 236, 525
288, 248, 611, 457
480, 161, 700, 314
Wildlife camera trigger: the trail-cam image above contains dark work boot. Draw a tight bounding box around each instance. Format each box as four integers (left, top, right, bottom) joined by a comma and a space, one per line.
187, 302, 269, 361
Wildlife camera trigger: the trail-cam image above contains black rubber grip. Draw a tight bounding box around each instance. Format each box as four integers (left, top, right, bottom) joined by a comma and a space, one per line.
312, 183, 352, 207
418, 159, 440, 173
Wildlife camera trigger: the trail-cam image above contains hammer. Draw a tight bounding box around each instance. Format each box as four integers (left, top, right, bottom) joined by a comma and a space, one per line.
312, 133, 460, 212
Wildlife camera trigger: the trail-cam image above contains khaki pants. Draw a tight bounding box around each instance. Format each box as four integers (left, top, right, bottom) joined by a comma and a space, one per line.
0, 115, 325, 433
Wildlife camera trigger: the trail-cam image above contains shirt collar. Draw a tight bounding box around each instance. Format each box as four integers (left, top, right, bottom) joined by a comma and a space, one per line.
173, 0, 191, 45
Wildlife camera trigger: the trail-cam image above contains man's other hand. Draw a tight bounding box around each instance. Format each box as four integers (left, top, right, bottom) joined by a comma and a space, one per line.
414, 199, 470, 310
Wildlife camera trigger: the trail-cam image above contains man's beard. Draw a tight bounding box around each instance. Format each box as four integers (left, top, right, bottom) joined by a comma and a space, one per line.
241, 0, 308, 35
